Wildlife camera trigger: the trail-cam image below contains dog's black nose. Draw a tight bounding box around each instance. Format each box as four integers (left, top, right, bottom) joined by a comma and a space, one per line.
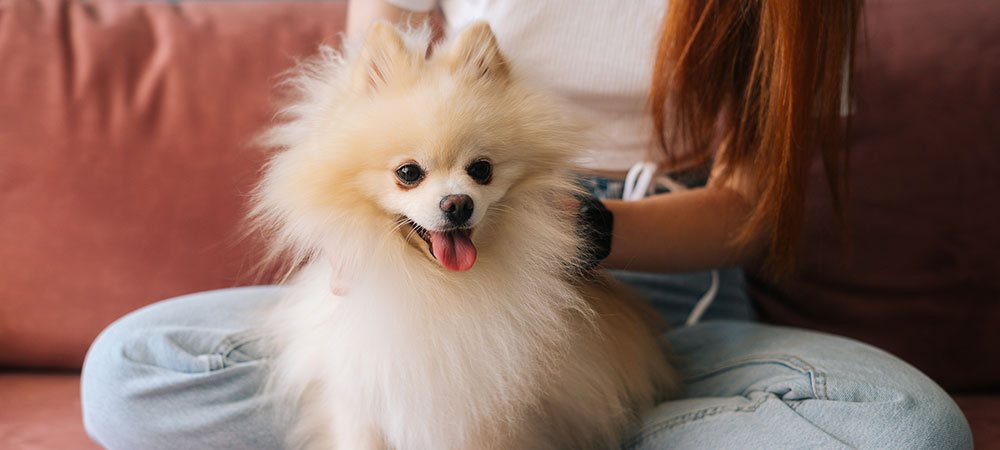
440, 194, 474, 226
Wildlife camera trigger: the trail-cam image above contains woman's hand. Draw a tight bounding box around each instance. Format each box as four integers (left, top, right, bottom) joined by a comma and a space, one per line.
574, 194, 614, 270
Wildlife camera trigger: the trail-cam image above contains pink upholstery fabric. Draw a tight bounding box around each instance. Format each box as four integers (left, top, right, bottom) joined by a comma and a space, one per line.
0, 0, 346, 369
955, 396, 1000, 450
0, 373, 100, 449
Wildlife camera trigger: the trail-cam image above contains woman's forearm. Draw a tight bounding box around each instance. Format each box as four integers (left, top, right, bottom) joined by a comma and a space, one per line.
602, 185, 760, 273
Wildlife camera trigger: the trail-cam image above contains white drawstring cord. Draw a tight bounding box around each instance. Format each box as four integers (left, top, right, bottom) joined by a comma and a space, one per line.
623, 161, 657, 202
622, 162, 720, 326
685, 269, 719, 326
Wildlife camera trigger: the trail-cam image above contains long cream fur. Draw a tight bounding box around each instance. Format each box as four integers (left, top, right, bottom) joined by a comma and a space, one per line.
252, 22, 678, 450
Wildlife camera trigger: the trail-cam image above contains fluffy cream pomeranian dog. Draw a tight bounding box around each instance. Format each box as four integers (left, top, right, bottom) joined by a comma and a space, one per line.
251, 21, 678, 450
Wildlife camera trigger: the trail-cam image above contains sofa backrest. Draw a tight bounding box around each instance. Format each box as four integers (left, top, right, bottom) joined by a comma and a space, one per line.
0, 0, 347, 369
3, 0, 998, 394
749, 0, 1000, 392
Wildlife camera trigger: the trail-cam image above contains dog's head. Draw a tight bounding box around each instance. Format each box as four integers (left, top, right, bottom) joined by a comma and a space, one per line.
254, 22, 582, 273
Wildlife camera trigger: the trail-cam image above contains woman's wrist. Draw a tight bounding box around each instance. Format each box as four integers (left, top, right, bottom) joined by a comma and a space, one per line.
575, 194, 614, 270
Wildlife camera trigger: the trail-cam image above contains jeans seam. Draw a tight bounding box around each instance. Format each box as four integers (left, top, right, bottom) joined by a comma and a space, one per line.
686, 354, 829, 400
624, 355, 832, 446
214, 331, 265, 368
623, 393, 772, 449
208, 353, 224, 370
687, 354, 810, 380
817, 367, 829, 400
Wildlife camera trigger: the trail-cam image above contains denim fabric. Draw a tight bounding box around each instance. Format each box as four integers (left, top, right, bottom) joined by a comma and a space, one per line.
81, 287, 288, 450
81, 287, 972, 449
627, 321, 971, 449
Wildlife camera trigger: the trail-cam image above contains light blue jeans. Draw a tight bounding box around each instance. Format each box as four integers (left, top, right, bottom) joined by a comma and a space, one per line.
81, 280, 972, 449
81, 175, 970, 448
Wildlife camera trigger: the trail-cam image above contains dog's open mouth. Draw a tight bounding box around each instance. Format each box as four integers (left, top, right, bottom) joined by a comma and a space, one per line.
403, 218, 477, 272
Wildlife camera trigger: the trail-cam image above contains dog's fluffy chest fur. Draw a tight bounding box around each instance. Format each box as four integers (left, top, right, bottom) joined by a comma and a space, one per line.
267, 256, 604, 449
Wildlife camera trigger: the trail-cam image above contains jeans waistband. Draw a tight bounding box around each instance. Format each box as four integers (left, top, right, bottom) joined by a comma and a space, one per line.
577, 173, 672, 200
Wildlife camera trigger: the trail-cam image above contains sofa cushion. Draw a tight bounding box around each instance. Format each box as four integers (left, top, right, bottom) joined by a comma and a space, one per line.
749, 0, 1000, 391
954, 396, 1000, 450
0, 372, 100, 449
0, 0, 346, 369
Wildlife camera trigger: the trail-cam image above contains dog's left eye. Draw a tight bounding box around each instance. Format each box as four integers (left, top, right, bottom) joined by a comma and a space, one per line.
466, 159, 492, 184
395, 164, 425, 185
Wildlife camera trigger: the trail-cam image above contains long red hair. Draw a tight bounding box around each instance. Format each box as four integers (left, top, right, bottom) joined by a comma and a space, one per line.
651, 1, 861, 274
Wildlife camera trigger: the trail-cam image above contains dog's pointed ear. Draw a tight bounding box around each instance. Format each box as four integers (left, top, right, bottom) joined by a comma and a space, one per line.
352, 21, 410, 92
447, 22, 509, 82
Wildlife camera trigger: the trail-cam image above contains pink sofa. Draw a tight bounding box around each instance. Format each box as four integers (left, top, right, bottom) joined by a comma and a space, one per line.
0, 0, 996, 448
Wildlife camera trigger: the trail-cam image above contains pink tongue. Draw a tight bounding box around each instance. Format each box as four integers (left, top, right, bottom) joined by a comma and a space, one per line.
429, 230, 477, 271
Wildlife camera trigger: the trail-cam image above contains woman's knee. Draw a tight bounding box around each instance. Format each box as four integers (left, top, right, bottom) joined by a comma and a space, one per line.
816, 333, 972, 449
80, 287, 283, 449
773, 327, 973, 449
666, 322, 973, 449
882, 378, 972, 450
783, 332, 973, 449
81, 307, 164, 449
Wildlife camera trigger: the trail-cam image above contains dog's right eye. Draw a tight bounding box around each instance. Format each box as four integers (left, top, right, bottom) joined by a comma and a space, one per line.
395, 164, 425, 185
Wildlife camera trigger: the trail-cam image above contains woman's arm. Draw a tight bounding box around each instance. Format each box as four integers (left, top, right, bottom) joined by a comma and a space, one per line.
601, 161, 765, 273
347, 0, 432, 41
603, 187, 753, 273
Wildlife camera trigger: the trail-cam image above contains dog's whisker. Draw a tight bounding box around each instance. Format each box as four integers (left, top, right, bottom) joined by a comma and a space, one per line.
487, 203, 515, 214
389, 219, 409, 234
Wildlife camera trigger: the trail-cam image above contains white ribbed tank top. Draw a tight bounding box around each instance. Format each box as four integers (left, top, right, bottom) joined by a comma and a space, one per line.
387, 0, 667, 172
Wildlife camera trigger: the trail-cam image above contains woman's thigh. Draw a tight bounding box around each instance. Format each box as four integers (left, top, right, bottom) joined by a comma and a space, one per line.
628, 321, 973, 450
83, 288, 971, 450
81, 286, 287, 450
